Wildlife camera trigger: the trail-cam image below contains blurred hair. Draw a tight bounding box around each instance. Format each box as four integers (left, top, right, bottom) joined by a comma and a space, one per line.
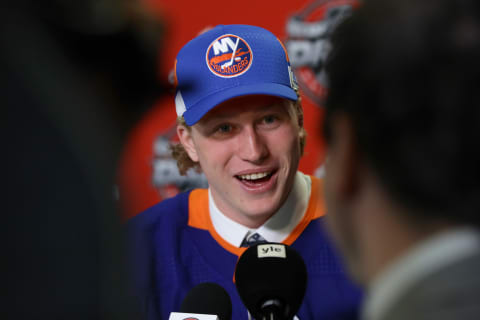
324, 0, 480, 225
172, 96, 306, 175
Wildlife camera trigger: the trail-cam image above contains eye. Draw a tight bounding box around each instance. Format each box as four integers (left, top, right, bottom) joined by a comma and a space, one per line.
263, 115, 276, 124
259, 114, 282, 129
217, 124, 232, 133
209, 123, 235, 138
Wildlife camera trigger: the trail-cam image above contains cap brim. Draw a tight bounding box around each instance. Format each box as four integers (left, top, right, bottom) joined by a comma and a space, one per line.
183, 83, 298, 126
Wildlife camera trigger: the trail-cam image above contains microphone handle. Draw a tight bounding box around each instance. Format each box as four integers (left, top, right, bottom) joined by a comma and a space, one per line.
263, 312, 274, 320
262, 312, 293, 320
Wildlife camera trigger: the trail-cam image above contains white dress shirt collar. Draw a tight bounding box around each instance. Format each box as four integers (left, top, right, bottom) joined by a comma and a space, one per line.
209, 172, 311, 247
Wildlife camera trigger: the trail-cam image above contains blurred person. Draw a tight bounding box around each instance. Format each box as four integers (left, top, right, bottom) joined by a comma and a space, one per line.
323, 0, 480, 319
128, 24, 362, 320
1, 0, 164, 318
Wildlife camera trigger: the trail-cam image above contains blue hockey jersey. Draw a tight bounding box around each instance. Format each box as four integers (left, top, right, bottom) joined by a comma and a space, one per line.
127, 176, 362, 320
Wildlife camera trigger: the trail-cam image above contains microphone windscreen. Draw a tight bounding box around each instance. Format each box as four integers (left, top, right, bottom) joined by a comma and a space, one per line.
180, 282, 232, 320
235, 243, 307, 320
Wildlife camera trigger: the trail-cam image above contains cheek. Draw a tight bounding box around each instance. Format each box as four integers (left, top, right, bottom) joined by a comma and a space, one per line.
323, 165, 334, 206
324, 166, 344, 245
323, 175, 361, 280
195, 140, 233, 171
324, 197, 351, 259
271, 126, 300, 157
325, 207, 341, 242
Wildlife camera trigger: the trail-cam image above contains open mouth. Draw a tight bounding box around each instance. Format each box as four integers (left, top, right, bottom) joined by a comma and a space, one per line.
235, 171, 275, 186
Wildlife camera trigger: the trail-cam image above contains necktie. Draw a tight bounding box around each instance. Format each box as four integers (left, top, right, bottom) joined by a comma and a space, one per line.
240, 232, 267, 247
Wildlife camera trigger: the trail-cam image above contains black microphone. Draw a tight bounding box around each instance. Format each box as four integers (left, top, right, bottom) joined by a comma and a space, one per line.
235, 243, 307, 320
177, 282, 232, 320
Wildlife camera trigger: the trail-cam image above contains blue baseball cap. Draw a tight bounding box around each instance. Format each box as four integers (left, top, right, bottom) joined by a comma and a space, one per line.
174, 24, 299, 126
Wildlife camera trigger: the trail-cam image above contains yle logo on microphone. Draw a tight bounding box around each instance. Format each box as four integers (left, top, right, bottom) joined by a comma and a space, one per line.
257, 244, 287, 258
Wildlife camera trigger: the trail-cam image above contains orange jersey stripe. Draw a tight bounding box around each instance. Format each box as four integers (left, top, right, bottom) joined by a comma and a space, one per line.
188, 189, 248, 257
282, 176, 325, 245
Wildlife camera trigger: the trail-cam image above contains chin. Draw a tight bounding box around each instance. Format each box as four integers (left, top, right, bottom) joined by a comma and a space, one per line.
246, 205, 276, 219
243, 202, 279, 223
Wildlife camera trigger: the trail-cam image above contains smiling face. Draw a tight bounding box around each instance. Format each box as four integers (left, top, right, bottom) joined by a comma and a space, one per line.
177, 95, 302, 228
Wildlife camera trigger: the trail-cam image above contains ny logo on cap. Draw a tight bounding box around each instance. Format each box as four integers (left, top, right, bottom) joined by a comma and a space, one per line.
206, 34, 253, 78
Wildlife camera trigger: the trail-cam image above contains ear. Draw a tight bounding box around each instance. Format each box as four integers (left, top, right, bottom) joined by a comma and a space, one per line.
177, 125, 199, 162
325, 113, 360, 200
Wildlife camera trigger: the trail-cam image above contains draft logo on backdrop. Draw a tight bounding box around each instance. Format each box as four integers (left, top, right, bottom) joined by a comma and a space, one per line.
206, 34, 253, 78
285, 0, 358, 106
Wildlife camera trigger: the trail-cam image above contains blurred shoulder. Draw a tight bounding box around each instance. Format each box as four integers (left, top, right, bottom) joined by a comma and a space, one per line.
127, 190, 194, 232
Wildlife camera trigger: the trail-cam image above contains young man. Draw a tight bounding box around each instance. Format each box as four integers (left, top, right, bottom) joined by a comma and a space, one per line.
128, 24, 361, 320
323, 1, 480, 320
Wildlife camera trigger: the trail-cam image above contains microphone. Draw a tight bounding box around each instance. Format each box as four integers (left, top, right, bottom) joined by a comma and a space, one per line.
234, 243, 307, 320
169, 282, 232, 320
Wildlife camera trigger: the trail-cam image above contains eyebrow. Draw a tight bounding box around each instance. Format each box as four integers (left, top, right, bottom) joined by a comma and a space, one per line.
200, 102, 286, 124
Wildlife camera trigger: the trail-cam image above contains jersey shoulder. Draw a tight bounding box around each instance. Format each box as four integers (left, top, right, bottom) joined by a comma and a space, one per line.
127, 190, 194, 234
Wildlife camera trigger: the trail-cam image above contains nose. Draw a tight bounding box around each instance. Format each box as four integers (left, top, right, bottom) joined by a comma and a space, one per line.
237, 126, 268, 163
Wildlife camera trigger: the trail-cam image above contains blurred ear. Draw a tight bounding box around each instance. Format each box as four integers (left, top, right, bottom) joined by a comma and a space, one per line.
177, 125, 199, 162
325, 113, 360, 200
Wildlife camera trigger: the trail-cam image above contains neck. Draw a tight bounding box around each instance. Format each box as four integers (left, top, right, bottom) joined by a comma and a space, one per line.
353, 179, 451, 285
350, 172, 450, 285
209, 191, 276, 229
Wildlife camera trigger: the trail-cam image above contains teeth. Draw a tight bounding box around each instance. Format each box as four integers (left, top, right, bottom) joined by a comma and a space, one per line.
238, 172, 270, 180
